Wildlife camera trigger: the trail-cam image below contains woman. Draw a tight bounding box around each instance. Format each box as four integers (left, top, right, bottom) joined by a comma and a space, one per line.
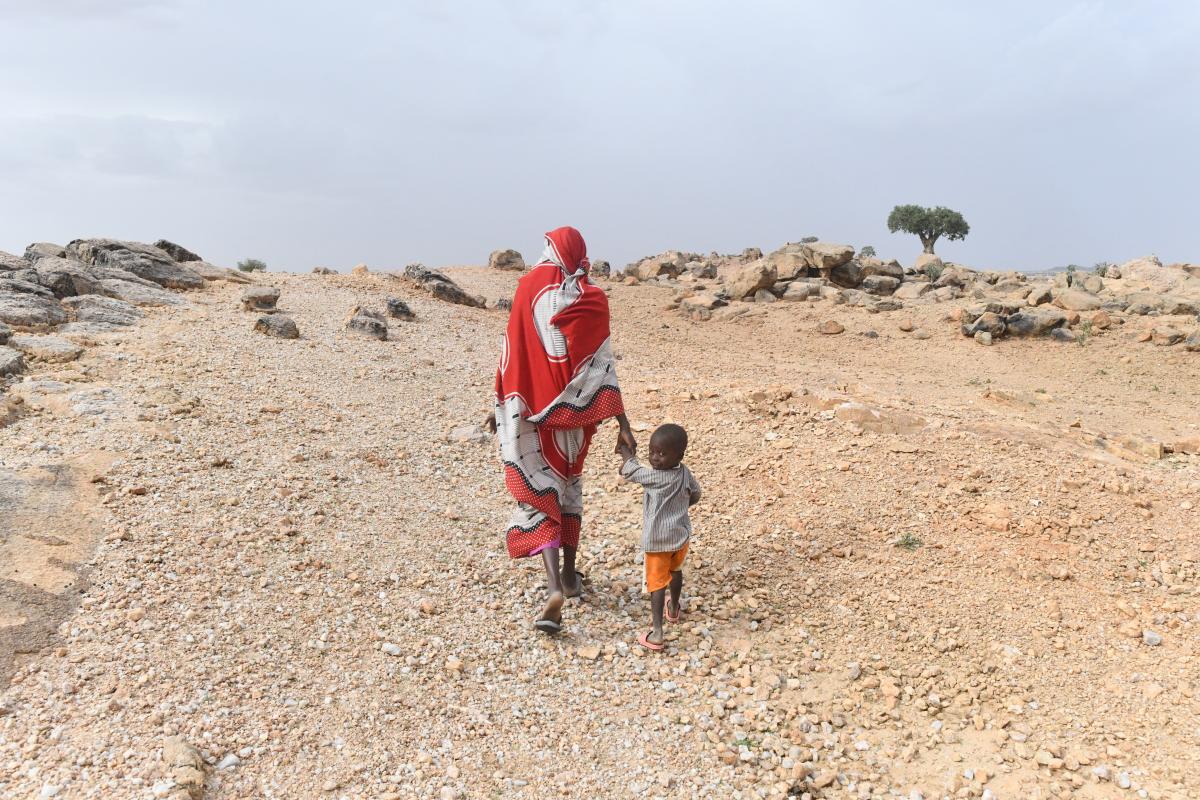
487, 226, 635, 633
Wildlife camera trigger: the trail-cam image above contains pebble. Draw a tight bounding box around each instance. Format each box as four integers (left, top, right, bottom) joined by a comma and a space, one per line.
1142, 630, 1163, 647
381, 643, 402, 656
1118, 772, 1132, 789
216, 753, 241, 770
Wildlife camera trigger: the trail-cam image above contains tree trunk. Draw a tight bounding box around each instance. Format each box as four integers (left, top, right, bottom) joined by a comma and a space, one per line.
920, 235, 938, 254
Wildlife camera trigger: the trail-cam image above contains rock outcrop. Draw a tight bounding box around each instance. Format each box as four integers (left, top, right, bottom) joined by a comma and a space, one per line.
402, 264, 485, 308
488, 249, 525, 271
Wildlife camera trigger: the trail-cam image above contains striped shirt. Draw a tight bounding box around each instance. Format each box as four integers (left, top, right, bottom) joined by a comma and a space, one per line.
620, 457, 701, 553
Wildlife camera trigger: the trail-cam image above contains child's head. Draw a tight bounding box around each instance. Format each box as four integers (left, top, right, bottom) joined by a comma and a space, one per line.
648, 423, 688, 470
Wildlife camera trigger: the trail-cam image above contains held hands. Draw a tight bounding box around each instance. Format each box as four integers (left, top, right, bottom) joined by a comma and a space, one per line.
614, 413, 636, 456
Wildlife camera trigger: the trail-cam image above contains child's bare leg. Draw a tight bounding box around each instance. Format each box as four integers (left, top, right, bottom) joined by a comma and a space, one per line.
562, 545, 582, 598
539, 547, 564, 623
649, 588, 666, 645
668, 570, 683, 618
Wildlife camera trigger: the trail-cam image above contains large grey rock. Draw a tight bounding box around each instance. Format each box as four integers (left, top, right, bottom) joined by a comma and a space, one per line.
0, 250, 26, 271
62, 294, 142, 327
241, 286, 280, 311
24, 242, 66, 261
153, 239, 203, 263
345, 306, 388, 339
97, 278, 187, 306
402, 264, 485, 308
726, 260, 777, 299
0, 277, 56, 298
892, 281, 932, 300
0, 345, 24, 376
32, 256, 102, 298
66, 238, 204, 290
914, 253, 944, 274
829, 260, 865, 289
1053, 288, 1103, 312
861, 275, 900, 296
1185, 330, 1200, 352
590, 260, 611, 278
781, 281, 819, 301
255, 314, 299, 339
488, 249, 525, 271
0, 321, 9, 344
1006, 307, 1067, 337
801, 242, 855, 272
962, 312, 1006, 338
860, 259, 904, 281
182, 260, 251, 283
1027, 285, 1053, 306
1123, 292, 1164, 315
764, 245, 809, 281
385, 297, 415, 320
0, 291, 68, 329
626, 252, 684, 281
1160, 296, 1200, 316
7, 334, 83, 363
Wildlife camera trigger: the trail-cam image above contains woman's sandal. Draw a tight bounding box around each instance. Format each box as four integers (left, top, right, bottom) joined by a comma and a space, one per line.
534, 617, 562, 635
665, 599, 682, 624
637, 631, 664, 652
564, 571, 586, 599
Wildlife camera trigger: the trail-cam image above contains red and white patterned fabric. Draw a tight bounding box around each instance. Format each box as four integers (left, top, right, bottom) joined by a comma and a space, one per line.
495, 226, 625, 558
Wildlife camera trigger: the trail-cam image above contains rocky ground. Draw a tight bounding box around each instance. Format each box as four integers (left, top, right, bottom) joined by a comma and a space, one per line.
1, 261, 1198, 800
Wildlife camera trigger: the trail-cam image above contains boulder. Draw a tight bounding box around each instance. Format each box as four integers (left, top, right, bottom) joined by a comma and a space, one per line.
1160, 296, 1200, 316
764, 246, 809, 281
66, 238, 205, 290
1053, 289, 1104, 312
1116, 255, 1184, 292
1028, 285, 1053, 306
914, 253, 944, 274
255, 314, 299, 339
62, 294, 142, 327
781, 281, 818, 302
1090, 310, 1113, 330
351, 264, 369, 276
0, 345, 24, 376
685, 259, 718, 279
153, 239, 203, 263
828, 260, 865, 289
860, 259, 904, 281
726, 260, 777, 299
974, 331, 993, 346
385, 297, 415, 320
7, 334, 84, 362
0, 276, 56, 298
32, 256, 102, 298
1151, 326, 1185, 346
183, 260, 250, 283
626, 252, 684, 281
861, 275, 899, 296
741, 247, 763, 261
1050, 327, 1077, 343
752, 288, 777, 303
312, 266, 336, 275
963, 312, 1006, 338
1077, 274, 1104, 293
403, 264, 485, 308
0, 321, 9, 344
345, 306, 388, 339
488, 249, 525, 271
23, 243, 66, 261
1185, 330, 1200, 352
97, 278, 187, 307
590, 260, 611, 278
0, 250, 26, 271
934, 265, 973, 288
892, 281, 932, 300
801, 242, 855, 272
1005, 307, 1067, 337
241, 286, 280, 312
0, 291, 68, 329
1124, 292, 1163, 315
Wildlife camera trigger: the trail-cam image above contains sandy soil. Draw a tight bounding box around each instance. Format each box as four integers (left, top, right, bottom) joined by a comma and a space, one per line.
0, 268, 1197, 800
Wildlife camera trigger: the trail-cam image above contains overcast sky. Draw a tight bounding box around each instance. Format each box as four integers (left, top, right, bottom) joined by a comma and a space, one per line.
1, 1, 1197, 272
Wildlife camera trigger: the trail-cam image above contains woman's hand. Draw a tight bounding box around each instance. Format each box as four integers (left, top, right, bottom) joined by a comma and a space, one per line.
614, 413, 636, 454
484, 411, 497, 434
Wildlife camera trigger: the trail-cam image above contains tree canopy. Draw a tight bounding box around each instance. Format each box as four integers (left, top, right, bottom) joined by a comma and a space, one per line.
886, 205, 969, 254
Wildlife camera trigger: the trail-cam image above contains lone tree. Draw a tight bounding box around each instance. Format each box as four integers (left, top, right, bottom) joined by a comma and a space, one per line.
887, 205, 969, 254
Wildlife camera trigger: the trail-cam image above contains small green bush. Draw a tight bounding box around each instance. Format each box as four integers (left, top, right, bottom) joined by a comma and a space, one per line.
1093, 261, 1111, 277
860, 245, 877, 258
925, 261, 945, 282
238, 258, 267, 273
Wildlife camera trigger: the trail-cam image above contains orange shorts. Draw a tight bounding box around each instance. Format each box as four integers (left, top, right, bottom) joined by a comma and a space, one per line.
644, 542, 689, 593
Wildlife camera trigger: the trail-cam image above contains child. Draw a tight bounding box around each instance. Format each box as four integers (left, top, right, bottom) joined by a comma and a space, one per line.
617, 423, 701, 651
